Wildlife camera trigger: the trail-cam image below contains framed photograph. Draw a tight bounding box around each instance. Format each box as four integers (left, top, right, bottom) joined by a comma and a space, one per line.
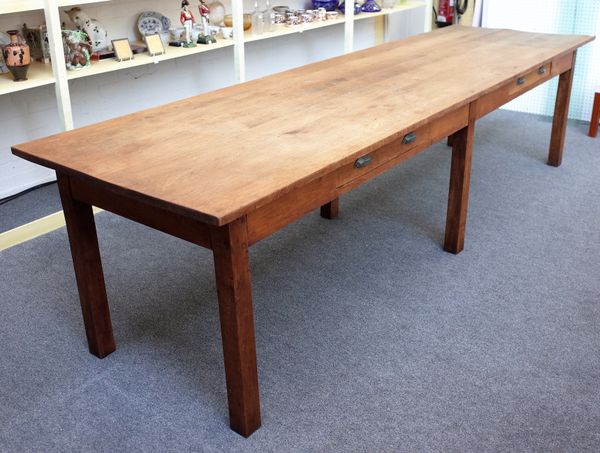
112, 38, 134, 62
144, 34, 165, 57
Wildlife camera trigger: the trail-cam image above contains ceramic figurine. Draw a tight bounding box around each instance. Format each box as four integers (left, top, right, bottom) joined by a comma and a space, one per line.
2, 31, 30, 81
65, 7, 110, 52
207, 0, 226, 26
197, 0, 216, 44
62, 30, 92, 71
180, 0, 196, 46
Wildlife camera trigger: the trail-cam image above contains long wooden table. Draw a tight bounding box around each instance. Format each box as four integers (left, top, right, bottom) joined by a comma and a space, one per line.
12, 26, 593, 437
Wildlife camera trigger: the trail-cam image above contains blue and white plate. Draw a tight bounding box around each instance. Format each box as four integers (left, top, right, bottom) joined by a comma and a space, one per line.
137, 11, 172, 37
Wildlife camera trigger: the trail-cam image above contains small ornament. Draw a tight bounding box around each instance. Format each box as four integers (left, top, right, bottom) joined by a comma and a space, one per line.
2, 31, 30, 82
180, 0, 196, 46
197, 0, 216, 44
62, 29, 92, 71
65, 7, 110, 52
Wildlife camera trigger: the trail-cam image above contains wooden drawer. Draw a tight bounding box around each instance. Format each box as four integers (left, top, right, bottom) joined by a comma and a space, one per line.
474, 61, 557, 119
508, 62, 552, 96
336, 104, 469, 190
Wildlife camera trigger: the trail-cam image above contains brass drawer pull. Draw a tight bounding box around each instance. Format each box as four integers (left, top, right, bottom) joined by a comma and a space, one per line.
354, 155, 373, 169
517, 77, 526, 86
402, 131, 417, 145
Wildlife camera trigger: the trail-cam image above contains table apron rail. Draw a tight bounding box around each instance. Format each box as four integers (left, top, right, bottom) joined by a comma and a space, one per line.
473, 51, 575, 120
68, 176, 213, 249
247, 104, 470, 245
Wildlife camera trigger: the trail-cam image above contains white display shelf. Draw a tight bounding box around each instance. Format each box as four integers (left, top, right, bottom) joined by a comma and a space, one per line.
354, 1, 422, 20
66, 39, 234, 80
0, 0, 110, 15
0, 62, 55, 95
245, 17, 346, 43
244, 2, 424, 43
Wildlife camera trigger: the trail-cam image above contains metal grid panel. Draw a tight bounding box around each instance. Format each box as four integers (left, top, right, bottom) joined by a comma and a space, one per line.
483, 0, 599, 121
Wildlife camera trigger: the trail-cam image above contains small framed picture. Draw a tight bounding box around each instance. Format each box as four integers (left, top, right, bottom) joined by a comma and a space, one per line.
112, 38, 134, 62
144, 34, 165, 57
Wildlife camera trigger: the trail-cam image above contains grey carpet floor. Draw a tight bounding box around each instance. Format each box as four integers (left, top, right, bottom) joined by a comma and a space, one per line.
0, 182, 60, 233
1, 110, 599, 452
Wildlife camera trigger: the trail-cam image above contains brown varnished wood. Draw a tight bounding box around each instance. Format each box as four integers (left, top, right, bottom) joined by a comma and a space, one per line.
210, 217, 261, 437
247, 105, 468, 245
320, 199, 339, 219
589, 92, 600, 138
10, 29, 595, 439
444, 114, 475, 255
548, 52, 577, 167
12, 28, 593, 227
247, 176, 338, 245
57, 173, 116, 358
69, 176, 211, 249
447, 135, 454, 147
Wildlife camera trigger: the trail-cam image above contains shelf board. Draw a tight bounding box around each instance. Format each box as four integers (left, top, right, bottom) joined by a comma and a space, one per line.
245, 17, 346, 43
0, 62, 55, 96
244, 1, 424, 43
354, 1, 423, 20
0, 0, 43, 14
0, 0, 110, 15
67, 38, 234, 80
57, 0, 112, 8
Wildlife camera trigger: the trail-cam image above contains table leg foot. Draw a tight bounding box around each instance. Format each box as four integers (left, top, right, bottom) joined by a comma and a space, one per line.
444, 121, 475, 255
548, 52, 577, 167
320, 198, 339, 219
211, 216, 261, 437
57, 174, 115, 359
588, 92, 600, 138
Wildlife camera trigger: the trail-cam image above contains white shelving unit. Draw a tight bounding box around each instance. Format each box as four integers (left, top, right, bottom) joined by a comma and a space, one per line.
0, 0, 426, 199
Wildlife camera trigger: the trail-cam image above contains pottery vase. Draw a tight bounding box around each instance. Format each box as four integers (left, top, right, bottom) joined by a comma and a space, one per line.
361, 0, 382, 13
2, 30, 30, 82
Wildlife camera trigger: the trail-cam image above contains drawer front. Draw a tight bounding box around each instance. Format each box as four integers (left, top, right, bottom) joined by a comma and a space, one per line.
475, 62, 555, 119
508, 63, 552, 96
336, 104, 469, 189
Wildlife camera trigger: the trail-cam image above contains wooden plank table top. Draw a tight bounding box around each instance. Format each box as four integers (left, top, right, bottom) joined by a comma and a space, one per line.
11, 26, 594, 438
12, 26, 593, 227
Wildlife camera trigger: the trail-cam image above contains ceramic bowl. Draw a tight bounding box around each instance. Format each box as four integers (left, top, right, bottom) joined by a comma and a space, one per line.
221, 26, 233, 39
223, 14, 253, 30
273, 5, 290, 14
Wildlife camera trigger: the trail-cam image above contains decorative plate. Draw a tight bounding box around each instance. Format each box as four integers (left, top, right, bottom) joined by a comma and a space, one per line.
137, 11, 172, 37
0, 31, 10, 73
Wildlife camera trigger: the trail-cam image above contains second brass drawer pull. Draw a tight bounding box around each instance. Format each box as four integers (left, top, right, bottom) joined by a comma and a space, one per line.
538, 66, 547, 75
354, 155, 373, 169
517, 77, 526, 86
402, 131, 417, 145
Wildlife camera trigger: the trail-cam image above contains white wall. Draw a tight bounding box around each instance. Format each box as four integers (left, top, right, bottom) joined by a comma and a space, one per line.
0, 0, 426, 200
482, 0, 600, 121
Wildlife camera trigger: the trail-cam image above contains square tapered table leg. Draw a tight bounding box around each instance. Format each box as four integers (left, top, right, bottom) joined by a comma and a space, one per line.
548, 53, 577, 167
57, 173, 116, 359
444, 121, 475, 255
210, 216, 261, 437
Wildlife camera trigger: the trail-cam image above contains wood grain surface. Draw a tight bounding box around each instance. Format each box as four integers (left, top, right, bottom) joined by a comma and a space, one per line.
12, 26, 593, 226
